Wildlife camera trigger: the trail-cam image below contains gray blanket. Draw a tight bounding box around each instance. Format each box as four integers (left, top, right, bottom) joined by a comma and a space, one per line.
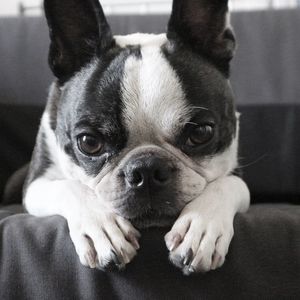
1, 204, 299, 299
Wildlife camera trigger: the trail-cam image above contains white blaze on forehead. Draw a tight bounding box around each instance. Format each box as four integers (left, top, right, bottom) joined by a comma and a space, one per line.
115, 33, 167, 48
118, 33, 190, 140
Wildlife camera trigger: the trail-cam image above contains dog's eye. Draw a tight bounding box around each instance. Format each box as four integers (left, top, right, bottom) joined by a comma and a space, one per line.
78, 135, 103, 156
186, 125, 214, 147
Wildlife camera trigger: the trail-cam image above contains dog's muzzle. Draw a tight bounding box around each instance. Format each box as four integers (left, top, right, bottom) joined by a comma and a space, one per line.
116, 152, 181, 224
123, 154, 174, 192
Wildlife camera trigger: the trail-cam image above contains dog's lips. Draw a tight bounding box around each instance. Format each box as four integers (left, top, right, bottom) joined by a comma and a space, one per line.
125, 207, 180, 229
117, 197, 182, 218
128, 211, 178, 229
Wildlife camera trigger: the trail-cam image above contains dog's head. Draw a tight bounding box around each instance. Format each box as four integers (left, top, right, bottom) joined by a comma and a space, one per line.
44, 0, 238, 228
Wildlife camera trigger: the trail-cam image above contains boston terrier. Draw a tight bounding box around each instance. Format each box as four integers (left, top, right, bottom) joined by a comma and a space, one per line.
24, 0, 250, 275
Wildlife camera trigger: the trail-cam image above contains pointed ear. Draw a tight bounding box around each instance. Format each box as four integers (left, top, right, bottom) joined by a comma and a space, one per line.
44, 0, 113, 83
167, 0, 236, 75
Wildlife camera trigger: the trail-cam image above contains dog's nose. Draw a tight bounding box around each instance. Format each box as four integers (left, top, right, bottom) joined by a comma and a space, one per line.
124, 156, 173, 189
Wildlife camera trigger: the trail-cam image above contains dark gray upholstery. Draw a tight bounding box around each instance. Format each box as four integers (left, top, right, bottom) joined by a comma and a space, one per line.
231, 9, 300, 105
0, 9, 300, 300
1, 205, 300, 299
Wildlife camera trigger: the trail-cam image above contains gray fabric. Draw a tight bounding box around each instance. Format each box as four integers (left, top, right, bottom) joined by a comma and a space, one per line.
1, 10, 300, 106
231, 9, 300, 105
0, 204, 24, 220
0, 17, 52, 106
0, 204, 299, 299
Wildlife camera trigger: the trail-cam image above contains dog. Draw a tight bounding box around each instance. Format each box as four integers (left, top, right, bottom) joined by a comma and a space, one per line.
24, 0, 250, 275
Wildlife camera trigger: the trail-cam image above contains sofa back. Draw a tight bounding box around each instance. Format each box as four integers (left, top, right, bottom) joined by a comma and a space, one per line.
0, 10, 300, 203
1, 10, 300, 106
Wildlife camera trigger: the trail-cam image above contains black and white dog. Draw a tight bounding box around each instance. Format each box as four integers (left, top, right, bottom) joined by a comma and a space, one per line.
24, 0, 250, 275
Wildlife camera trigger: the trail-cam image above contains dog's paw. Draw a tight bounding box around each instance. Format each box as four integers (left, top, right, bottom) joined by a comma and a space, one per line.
165, 210, 234, 275
68, 212, 140, 271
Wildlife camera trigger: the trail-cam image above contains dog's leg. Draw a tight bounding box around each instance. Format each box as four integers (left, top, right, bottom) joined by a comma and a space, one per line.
165, 175, 250, 275
24, 178, 140, 270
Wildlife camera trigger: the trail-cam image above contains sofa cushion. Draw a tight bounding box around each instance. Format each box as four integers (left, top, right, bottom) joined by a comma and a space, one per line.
0, 204, 299, 299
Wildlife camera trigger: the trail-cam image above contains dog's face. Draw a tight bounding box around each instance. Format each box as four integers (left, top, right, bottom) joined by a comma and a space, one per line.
45, 0, 237, 228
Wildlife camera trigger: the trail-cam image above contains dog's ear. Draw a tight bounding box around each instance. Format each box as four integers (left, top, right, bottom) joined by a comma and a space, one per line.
44, 0, 113, 83
167, 0, 235, 75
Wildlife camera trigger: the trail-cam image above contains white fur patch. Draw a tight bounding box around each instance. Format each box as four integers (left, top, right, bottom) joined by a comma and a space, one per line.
201, 133, 239, 182
165, 174, 250, 274
120, 41, 191, 142
41, 112, 85, 180
115, 33, 167, 48
25, 112, 140, 270
200, 114, 240, 181
24, 176, 139, 269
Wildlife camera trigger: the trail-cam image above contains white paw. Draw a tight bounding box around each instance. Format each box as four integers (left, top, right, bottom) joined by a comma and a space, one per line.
68, 212, 140, 271
165, 210, 234, 275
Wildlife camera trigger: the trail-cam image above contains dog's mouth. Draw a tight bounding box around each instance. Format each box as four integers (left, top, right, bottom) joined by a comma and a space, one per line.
113, 187, 184, 224
127, 208, 179, 229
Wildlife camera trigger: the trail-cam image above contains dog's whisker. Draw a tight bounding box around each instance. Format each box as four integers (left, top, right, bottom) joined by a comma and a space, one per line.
191, 106, 210, 111
185, 121, 198, 126
236, 153, 268, 170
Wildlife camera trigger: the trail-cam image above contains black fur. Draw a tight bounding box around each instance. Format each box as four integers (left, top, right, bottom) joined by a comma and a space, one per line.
167, 0, 235, 76
44, 0, 114, 84
162, 45, 236, 157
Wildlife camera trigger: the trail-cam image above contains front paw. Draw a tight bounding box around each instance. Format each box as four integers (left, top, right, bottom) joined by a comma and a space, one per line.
68, 212, 140, 271
165, 211, 234, 275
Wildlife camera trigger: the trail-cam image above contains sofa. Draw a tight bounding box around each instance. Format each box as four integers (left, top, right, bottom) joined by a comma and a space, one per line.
0, 9, 299, 299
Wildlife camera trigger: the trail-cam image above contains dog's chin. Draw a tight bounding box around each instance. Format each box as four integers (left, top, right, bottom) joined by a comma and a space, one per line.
126, 210, 179, 229
114, 194, 185, 229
